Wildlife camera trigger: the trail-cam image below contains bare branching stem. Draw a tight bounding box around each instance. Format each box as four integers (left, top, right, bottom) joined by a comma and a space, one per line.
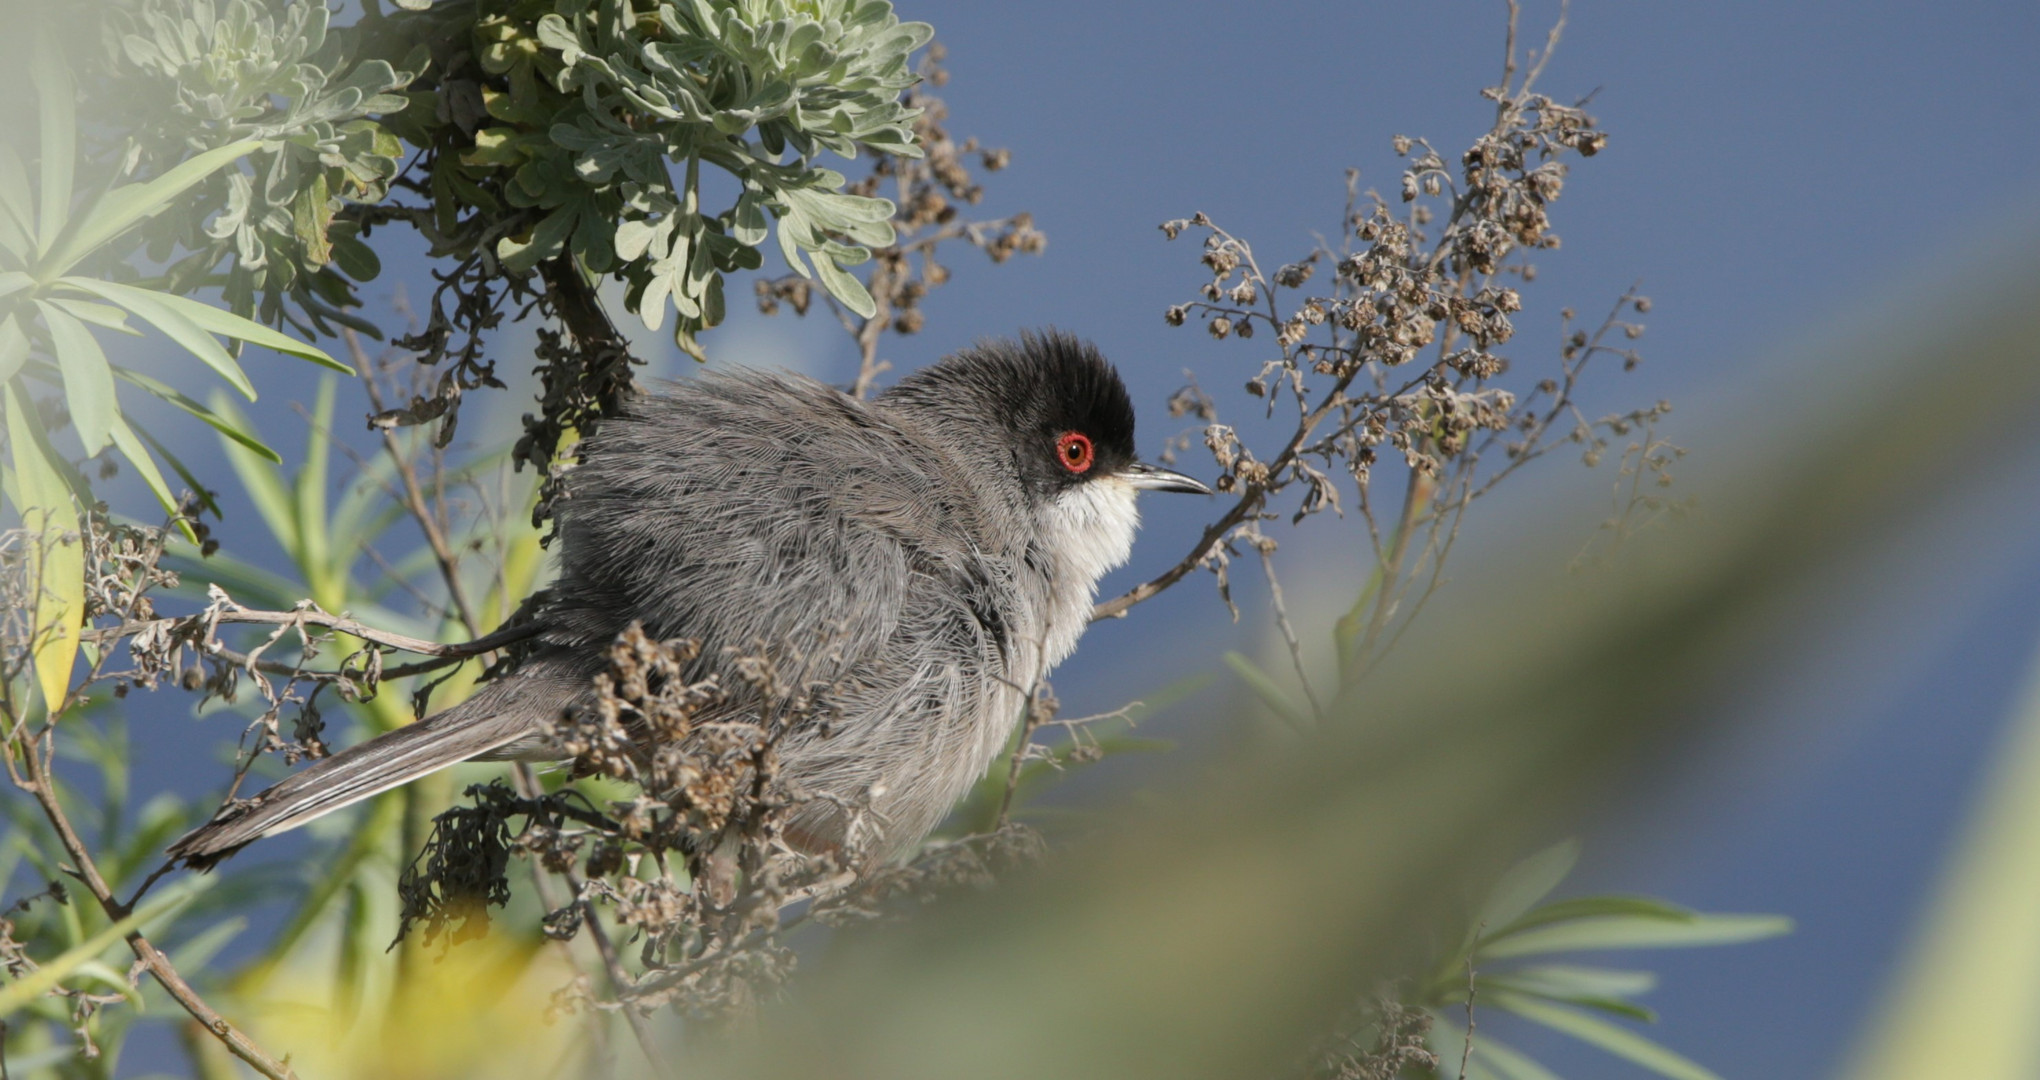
346, 328, 484, 635
12, 731, 299, 1079
87, 606, 537, 661
567, 864, 677, 1078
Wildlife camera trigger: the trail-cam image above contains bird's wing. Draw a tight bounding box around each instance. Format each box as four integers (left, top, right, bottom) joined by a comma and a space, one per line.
545, 369, 1026, 713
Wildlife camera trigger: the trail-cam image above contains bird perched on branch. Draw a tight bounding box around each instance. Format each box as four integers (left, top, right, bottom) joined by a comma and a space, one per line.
168, 330, 1208, 869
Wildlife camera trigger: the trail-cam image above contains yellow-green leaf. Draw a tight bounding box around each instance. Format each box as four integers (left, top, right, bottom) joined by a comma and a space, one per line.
3, 385, 83, 715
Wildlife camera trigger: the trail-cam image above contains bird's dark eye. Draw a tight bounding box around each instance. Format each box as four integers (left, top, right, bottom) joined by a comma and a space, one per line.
1055, 431, 1094, 474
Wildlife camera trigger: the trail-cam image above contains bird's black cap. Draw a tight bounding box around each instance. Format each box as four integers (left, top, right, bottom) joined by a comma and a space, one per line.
884, 330, 1141, 498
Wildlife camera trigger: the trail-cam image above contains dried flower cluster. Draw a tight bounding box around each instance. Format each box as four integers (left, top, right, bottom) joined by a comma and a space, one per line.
391, 623, 1058, 1023
1103, 10, 1680, 697
1308, 996, 1441, 1080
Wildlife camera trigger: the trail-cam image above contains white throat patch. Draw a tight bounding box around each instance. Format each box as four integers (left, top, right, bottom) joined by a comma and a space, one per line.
1034, 475, 1141, 666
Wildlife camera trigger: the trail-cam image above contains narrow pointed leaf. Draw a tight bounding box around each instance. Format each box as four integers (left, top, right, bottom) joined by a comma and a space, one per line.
48, 297, 138, 335
294, 376, 335, 583
112, 366, 279, 462
0, 313, 27, 385
1487, 990, 1721, 1080
0, 145, 33, 255
33, 299, 116, 455
107, 413, 196, 539
1481, 912, 1792, 959
129, 418, 220, 517
4, 386, 83, 714
1473, 1034, 1567, 1080
1223, 651, 1311, 732
61, 277, 256, 398
208, 391, 299, 556
40, 140, 260, 279
1474, 839, 1581, 942
146, 287, 346, 371
1491, 894, 1698, 938
1480, 976, 1658, 1022
29, 40, 74, 250
1480, 964, 1658, 999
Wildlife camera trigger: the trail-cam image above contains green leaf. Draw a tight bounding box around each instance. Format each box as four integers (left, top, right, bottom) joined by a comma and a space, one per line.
732, 191, 769, 245
65, 960, 142, 1006
129, 418, 220, 518
60, 278, 256, 399
1481, 912, 1793, 959
29, 36, 74, 251
294, 376, 335, 585
0, 145, 34, 257
0, 313, 28, 385
1487, 990, 1721, 1080
1481, 963, 1658, 1000
33, 299, 116, 455
3, 385, 83, 714
123, 284, 343, 371
331, 233, 382, 282
47, 298, 138, 335
113, 366, 279, 462
1472, 1034, 1567, 1080
293, 172, 333, 266
498, 206, 579, 274
107, 413, 194, 539
40, 140, 261, 280
1474, 839, 1581, 942
209, 391, 299, 557
1223, 651, 1311, 732
1492, 894, 1696, 938
1481, 976, 1657, 1022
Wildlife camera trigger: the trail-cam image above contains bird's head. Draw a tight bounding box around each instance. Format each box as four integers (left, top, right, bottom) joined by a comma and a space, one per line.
883, 331, 1210, 592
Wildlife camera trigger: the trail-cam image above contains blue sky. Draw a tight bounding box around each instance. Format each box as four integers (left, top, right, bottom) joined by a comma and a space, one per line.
78, 1, 2040, 1075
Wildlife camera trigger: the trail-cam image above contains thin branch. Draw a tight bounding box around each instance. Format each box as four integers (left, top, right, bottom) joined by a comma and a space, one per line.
14, 737, 299, 1079
993, 685, 1050, 831
86, 606, 540, 660
1256, 541, 1323, 719
346, 328, 484, 635
1456, 953, 1478, 1080
566, 865, 676, 1078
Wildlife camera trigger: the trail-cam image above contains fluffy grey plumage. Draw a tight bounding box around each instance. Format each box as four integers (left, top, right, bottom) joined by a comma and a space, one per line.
167, 331, 1207, 868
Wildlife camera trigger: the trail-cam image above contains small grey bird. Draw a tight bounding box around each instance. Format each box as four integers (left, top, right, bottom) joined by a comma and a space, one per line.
168, 330, 1208, 867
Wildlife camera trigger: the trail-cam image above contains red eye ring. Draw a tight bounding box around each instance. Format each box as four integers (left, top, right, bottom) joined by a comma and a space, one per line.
1055, 431, 1094, 474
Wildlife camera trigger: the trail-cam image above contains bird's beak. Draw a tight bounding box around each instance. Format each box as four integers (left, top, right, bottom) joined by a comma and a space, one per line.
1121, 461, 1213, 495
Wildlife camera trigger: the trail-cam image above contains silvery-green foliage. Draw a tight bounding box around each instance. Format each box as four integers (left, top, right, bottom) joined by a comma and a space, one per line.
494, 0, 930, 336
108, 0, 417, 334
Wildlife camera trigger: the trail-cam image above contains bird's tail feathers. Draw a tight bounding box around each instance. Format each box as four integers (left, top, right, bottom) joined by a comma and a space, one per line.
166, 681, 562, 869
